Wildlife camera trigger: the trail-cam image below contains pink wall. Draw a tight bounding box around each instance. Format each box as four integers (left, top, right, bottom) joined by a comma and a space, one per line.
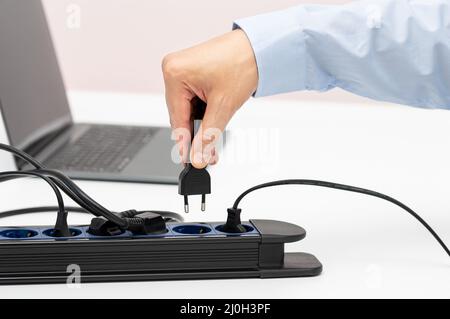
42, 0, 372, 103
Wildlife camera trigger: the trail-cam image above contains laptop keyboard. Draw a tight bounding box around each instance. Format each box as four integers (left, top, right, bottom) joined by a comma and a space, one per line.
44, 125, 156, 173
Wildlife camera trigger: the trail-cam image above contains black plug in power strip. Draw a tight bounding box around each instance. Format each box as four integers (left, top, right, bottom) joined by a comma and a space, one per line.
0, 220, 321, 285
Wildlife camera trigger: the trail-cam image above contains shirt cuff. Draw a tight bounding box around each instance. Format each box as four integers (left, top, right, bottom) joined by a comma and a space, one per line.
233, 8, 309, 97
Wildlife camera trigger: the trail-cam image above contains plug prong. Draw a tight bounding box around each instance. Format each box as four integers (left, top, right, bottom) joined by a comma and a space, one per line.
184, 195, 189, 213
201, 194, 206, 211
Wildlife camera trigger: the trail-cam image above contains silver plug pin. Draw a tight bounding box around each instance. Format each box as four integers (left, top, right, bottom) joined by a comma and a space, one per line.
201, 194, 206, 212
184, 195, 189, 213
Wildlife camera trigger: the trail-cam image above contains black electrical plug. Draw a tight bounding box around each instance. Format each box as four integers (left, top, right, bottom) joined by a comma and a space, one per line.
52, 210, 72, 237
179, 164, 211, 212
89, 211, 167, 236
88, 217, 124, 236
222, 208, 247, 233
178, 97, 211, 213
124, 212, 167, 235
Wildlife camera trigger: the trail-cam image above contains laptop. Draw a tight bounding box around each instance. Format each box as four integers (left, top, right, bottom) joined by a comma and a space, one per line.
0, 0, 179, 184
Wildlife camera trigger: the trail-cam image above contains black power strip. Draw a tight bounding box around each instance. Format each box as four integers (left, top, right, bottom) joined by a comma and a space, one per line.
0, 220, 321, 285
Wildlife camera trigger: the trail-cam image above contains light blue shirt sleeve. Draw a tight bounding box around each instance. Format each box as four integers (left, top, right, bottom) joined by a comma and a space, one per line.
233, 0, 450, 109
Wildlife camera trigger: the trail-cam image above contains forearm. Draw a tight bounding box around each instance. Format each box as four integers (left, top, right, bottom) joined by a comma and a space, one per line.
234, 0, 450, 109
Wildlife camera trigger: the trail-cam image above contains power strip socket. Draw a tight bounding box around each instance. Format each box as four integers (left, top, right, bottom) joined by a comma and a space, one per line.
0, 220, 322, 285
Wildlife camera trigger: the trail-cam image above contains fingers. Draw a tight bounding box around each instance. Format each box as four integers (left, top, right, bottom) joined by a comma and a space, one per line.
190, 95, 233, 168
163, 57, 195, 163
166, 93, 193, 163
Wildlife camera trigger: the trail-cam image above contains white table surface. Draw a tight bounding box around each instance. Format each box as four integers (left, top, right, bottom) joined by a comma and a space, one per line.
0, 91, 448, 298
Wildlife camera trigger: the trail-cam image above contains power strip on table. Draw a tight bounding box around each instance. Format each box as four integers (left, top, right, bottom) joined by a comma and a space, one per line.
0, 219, 321, 285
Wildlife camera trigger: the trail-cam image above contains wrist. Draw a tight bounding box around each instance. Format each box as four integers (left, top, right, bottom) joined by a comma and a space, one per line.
232, 29, 258, 94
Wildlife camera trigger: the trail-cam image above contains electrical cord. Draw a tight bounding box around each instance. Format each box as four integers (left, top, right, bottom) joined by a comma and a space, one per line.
33, 168, 126, 226
0, 143, 124, 225
0, 143, 184, 234
0, 171, 73, 236
0, 143, 43, 168
228, 179, 450, 258
0, 206, 87, 218
0, 206, 183, 223
0, 171, 64, 213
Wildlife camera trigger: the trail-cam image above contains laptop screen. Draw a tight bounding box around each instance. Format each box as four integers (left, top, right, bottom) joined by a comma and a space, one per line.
0, 0, 72, 150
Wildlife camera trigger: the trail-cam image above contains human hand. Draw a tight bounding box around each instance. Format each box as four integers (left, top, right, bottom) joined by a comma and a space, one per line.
162, 29, 258, 168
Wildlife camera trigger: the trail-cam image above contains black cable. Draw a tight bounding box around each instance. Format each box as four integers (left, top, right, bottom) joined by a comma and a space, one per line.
0, 143, 184, 229
0, 171, 64, 214
33, 170, 183, 224
232, 179, 450, 258
33, 169, 127, 226
0, 206, 184, 222
0, 143, 126, 225
0, 171, 73, 235
0, 172, 104, 216
0, 206, 88, 218
0, 143, 43, 169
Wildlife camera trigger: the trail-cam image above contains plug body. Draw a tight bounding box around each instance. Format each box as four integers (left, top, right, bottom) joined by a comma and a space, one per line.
125, 212, 167, 235
88, 217, 123, 236
178, 163, 211, 213
88, 212, 167, 236
53, 210, 72, 237
222, 208, 247, 233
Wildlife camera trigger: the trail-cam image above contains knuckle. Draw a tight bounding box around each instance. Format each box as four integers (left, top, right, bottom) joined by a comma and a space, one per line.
162, 53, 185, 79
